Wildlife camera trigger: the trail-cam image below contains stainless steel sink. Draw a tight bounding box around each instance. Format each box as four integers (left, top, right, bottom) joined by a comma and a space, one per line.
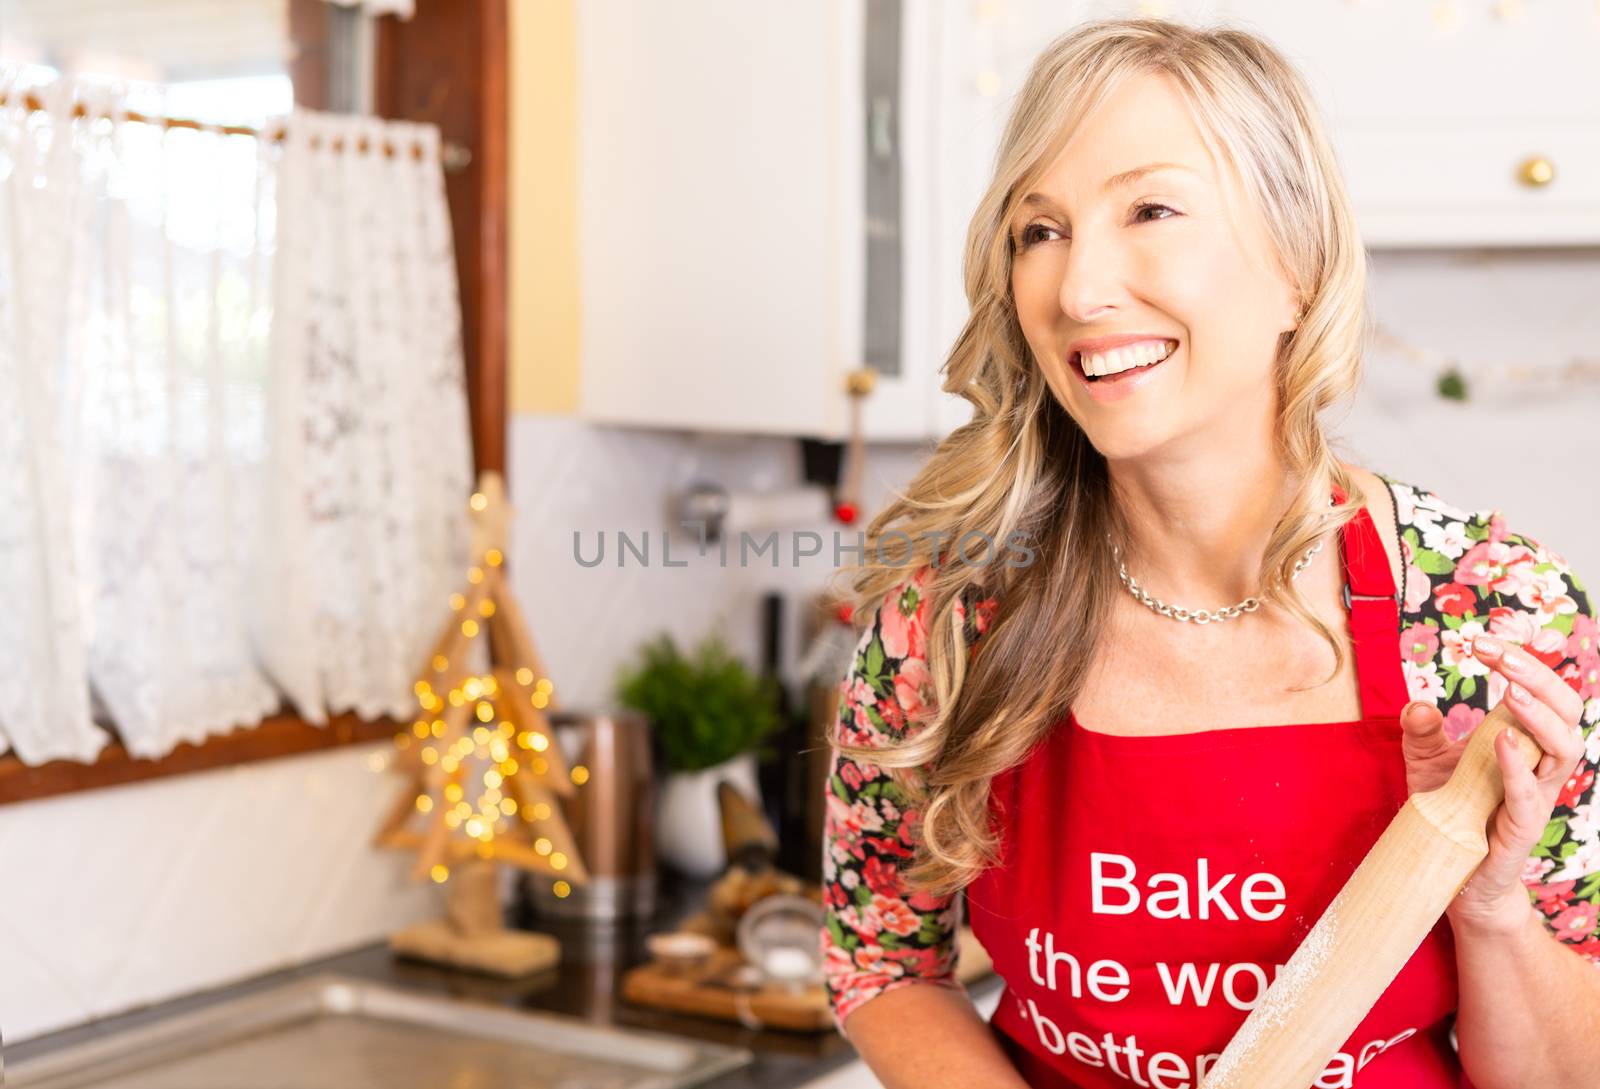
6, 973, 753, 1088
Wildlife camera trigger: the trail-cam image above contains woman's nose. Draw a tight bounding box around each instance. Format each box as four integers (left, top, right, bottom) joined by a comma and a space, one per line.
1055, 232, 1127, 323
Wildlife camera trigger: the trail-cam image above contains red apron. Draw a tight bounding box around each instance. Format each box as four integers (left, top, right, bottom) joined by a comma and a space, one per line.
966, 489, 1472, 1089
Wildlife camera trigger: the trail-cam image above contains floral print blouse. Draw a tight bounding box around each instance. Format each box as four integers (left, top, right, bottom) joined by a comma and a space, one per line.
819, 473, 1600, 1038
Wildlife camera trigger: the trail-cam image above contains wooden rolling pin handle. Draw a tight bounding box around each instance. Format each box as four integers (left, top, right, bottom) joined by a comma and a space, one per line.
1197, 700, 1547, 1089
1412, 701, 1545, 853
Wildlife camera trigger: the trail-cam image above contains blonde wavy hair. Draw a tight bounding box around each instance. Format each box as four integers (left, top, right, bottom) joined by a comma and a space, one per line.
824, 17, 1372, 897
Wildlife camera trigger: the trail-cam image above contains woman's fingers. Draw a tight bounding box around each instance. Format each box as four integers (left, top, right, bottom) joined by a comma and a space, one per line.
1460, 728, 1549, 903
1470, 636, 1585, 784
1492, 725, 1548, 850
1400, 698, 1449, 751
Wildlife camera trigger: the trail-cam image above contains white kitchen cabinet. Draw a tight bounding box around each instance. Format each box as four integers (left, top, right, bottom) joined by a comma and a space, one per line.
940, 0, 1600, 251
576, 0, 967, 441
576, 1, 1600, 440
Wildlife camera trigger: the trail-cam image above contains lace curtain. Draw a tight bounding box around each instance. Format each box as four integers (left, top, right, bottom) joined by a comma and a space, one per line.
0, 75, 472, 765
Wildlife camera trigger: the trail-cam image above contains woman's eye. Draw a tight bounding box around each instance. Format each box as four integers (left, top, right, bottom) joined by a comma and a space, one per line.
1016, 223, 1064, 250
1133, 201, 1177, 223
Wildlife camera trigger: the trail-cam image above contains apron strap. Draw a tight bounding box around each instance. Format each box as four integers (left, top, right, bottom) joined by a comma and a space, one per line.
1333, 483, 1410, 720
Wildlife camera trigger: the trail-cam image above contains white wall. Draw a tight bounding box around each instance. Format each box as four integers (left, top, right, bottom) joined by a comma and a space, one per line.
1, 247, 1594, 1044
0, 744, 443, 1042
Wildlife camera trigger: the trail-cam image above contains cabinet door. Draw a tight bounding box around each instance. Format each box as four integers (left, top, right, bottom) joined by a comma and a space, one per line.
576, 0, 862, 436
1222, 0, 1600, 246
963, 1, 1600, 248
880, 0, 978, 441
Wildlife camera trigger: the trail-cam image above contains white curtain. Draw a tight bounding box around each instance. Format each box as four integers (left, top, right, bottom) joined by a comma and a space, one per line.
0, 74, 472, 765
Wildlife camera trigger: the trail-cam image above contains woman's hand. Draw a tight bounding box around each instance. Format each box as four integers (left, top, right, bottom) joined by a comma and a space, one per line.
1398, 634, 1587, 936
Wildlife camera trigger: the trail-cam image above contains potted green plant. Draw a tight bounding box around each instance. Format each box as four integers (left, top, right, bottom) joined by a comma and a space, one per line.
617, 631, 783, 877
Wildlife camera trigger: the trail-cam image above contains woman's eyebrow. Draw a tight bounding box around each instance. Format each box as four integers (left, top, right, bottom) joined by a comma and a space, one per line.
1016, 161, 1199, 210
1099, 161, 1196, 192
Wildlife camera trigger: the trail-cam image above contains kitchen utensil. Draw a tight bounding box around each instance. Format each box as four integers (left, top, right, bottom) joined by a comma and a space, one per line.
1200, 702, 1542, 1087
529, 709, 657, 921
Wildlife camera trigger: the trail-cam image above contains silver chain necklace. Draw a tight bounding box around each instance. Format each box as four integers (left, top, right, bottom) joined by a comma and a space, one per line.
1110, 497, 1335, 625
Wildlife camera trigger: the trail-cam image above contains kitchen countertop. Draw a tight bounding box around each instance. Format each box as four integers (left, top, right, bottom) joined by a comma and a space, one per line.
6, 867, 1002, 1089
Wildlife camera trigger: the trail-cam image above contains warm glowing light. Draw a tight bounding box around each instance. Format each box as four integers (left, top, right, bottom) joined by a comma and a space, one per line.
535, 679, 554, 695
450, 593, 465, 611
483, 769, 504, 789
440, 757, 459, 774
515, 667, 534, 686
533, 802, 551, 820
552, 880, 571, 898
413, 681, 432, 697
444, 783, 464, 802
499, 759, 519, 776
461, 619, 479, 638
535, 837, 552, 855
463, 678, 483, 700
416, 795, 433, 812
420, 748, 439, 765
531, 692, 549, 709
448, 690, 466, 707
431, 719, 446, 738
467, 566, 484, 584
571, 765, 589, 786
516, 732, 533, 750
531, 757, 548, 775
473, 725, 491, 744
432, 654, 449, 672
470, 491, 488, 511
431, 865, 450, 883
465, 818, 483, 837
485, 548, 503, 567
551, 852, 567, 870
394, 734, 411, 750
478, 600, 496, 618
412, 721, 429, 738
530, 733, 549, 752
476, 702, 494, 723
482, 788, 503, 806
489, 741, 510, 763
444, 811, 462, 828
454, 801, 472, 819
497, 720, 514, 738
499, 797, 518, 815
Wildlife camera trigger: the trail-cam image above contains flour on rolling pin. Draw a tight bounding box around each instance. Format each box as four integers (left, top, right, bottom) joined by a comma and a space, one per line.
1201, 891, 1343, 1088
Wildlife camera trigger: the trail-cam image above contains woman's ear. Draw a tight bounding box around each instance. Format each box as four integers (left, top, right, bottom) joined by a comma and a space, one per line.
1282, 292, 1307, 335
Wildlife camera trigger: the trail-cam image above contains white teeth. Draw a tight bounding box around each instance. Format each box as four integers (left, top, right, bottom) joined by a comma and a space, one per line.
1081, 339, 1175, 378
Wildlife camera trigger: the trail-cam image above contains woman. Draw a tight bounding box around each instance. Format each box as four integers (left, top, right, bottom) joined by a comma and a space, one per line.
818, 17, 1599, 1089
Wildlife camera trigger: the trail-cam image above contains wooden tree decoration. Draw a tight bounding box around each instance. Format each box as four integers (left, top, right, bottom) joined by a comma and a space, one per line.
374, 470, 590, 975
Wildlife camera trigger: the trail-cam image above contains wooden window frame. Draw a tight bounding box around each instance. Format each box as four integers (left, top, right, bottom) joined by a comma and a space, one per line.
0, 0, 508, 807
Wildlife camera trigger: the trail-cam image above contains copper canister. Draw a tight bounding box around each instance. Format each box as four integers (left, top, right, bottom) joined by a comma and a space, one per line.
528, 708, 658, 920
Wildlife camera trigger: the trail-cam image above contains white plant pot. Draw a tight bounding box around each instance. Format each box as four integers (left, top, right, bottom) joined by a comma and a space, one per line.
655, 751, 763, 879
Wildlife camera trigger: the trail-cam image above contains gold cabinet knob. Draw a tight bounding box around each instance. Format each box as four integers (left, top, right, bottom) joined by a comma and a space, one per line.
1517, 156, 1554, 187
846, 368, 878, 397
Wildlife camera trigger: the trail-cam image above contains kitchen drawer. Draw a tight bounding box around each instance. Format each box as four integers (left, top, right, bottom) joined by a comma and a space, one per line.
1339, 122, 1600, 247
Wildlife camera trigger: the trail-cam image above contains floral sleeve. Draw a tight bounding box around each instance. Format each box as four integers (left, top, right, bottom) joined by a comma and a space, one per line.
818, 566, 997, 1037
1385, 475, 1600, 965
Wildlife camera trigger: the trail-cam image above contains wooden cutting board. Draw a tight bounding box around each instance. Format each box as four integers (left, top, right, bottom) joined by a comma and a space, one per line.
621, 923, 995, 1033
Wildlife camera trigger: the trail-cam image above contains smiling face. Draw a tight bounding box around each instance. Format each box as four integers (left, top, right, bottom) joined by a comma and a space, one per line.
1008, 70, 1302, 460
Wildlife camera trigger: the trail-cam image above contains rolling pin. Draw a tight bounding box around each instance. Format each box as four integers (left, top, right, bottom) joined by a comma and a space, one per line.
1200, 701, 1542, 1088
